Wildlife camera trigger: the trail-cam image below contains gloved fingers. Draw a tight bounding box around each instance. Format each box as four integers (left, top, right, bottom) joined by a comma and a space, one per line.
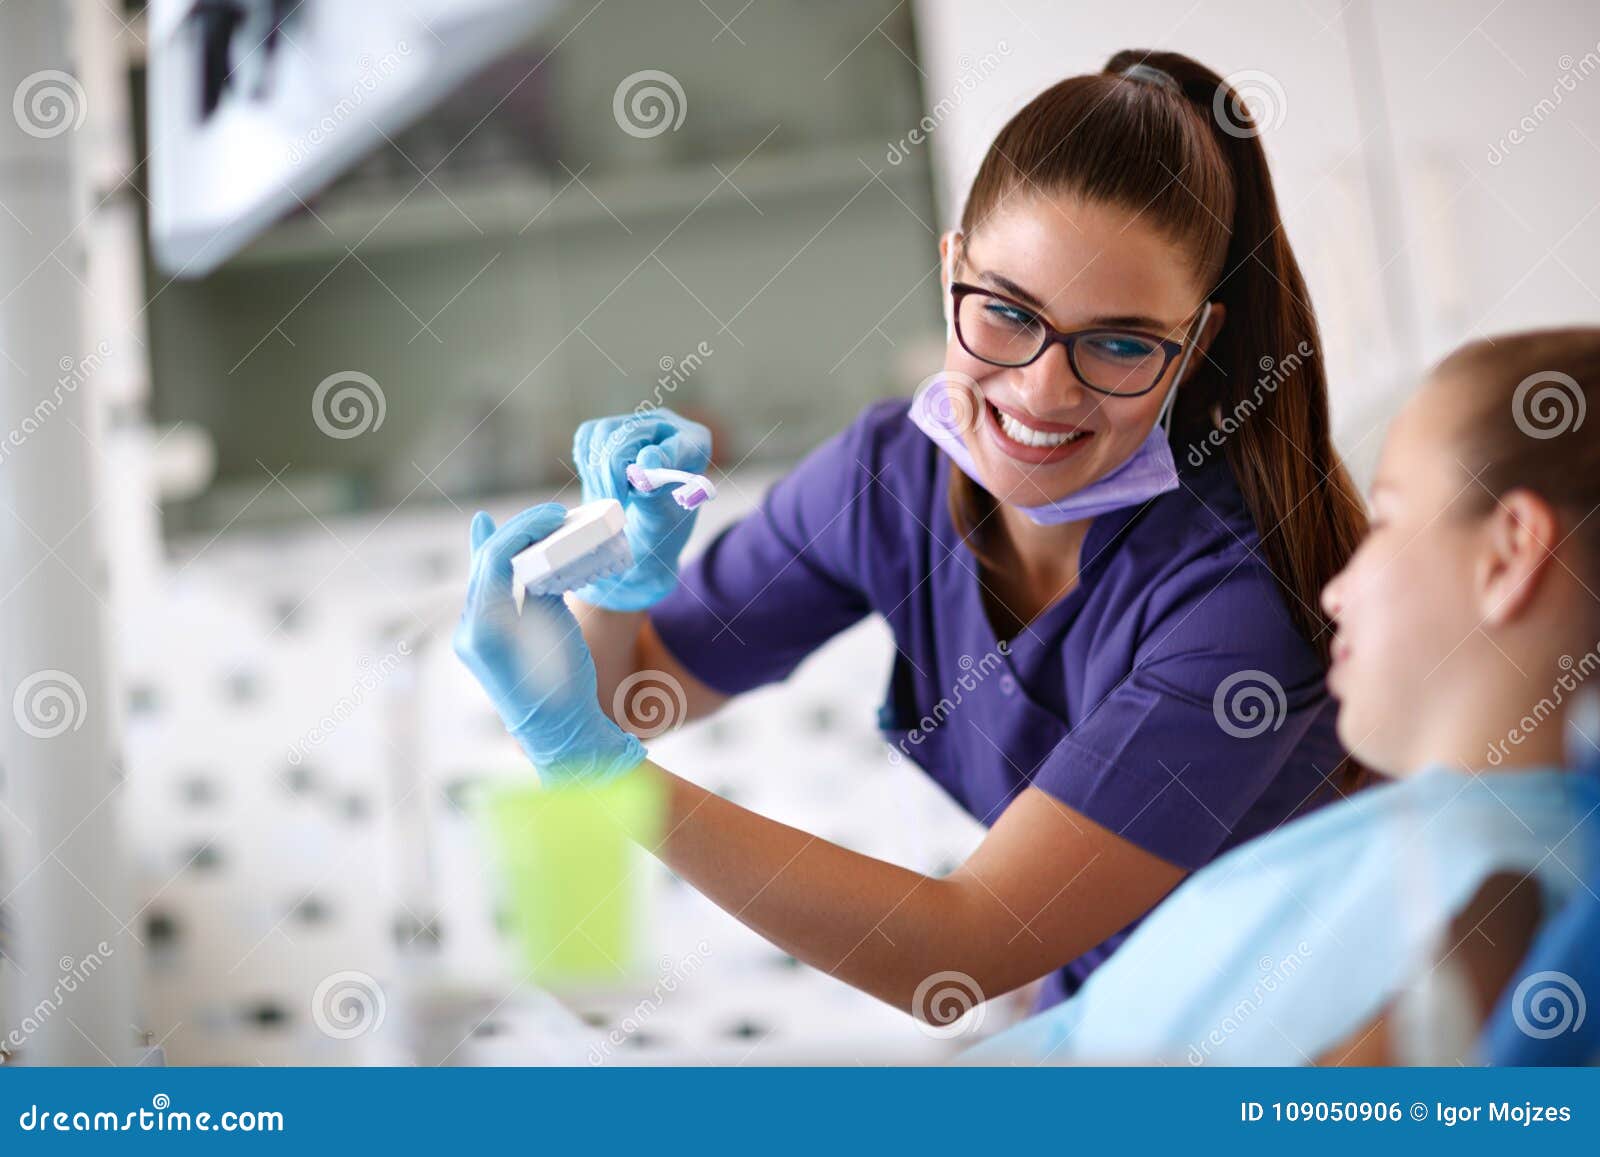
469, 510, 496, 552
575, 416, 651, 498
484, 502, 567, 562
581, 423, 647, 502
468, 503, 568, 595
463, 511, 498, 604
455, 508, 572, 681
633, 442, 670, 472
575, 410, 710, 504
649, 421, 712, 474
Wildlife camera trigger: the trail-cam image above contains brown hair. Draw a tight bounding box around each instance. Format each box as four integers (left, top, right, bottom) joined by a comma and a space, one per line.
950, 49, 1366, 666
1442, 328, 1600, 582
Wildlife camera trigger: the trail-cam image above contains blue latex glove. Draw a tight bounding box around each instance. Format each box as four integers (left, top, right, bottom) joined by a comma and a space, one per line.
571, 409, 712, 611
453, 505, 647, 783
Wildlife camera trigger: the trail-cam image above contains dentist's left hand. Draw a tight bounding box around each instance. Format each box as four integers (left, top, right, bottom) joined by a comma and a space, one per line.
571, 409, 712, 611
452, 505, 647, 784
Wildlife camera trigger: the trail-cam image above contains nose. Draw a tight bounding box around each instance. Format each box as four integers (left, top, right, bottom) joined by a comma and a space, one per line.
1015, 341, 1088, 416
1320, 568, 1345, 620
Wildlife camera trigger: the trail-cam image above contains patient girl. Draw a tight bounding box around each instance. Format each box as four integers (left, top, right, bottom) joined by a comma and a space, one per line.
970, 327, 1600, 1065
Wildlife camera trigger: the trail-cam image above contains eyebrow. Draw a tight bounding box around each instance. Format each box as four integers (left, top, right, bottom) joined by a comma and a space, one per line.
975, 269, 1173, 332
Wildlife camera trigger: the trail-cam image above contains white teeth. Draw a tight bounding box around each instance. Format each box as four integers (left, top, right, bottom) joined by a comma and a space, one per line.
996, 408, 1087, 448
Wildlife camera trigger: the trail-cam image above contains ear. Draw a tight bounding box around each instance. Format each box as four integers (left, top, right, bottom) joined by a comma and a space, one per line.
939, 230, 963, 294
1179, 302, 1226, 386
1477, 488, 1561, 626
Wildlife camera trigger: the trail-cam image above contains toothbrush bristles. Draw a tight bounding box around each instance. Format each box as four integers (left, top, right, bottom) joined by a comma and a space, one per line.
625, 464, 656, 493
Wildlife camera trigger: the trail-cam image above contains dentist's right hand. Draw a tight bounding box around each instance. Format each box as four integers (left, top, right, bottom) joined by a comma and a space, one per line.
452, 505, 647, 784
571, 408, 712, 612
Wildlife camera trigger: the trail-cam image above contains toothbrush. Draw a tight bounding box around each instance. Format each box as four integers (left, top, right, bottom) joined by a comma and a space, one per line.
507, 460, 717, 612
625, 463, 718, 510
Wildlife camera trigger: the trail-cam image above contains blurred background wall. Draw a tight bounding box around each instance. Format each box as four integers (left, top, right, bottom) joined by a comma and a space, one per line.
139, 0, 940, 533
1, 0, 1596, 1065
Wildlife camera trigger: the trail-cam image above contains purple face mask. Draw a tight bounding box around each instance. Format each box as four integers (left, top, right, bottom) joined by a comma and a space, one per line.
912, 251, 1210, 526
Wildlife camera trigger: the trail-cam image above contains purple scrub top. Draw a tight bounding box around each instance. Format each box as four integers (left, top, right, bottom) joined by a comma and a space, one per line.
649, 399, 1348, 1009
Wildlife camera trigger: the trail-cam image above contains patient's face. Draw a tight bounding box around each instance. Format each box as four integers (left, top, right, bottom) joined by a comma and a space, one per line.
1320, 382, 1484, 774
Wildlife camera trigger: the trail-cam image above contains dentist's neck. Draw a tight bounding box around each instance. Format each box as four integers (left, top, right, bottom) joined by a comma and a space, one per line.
992, 501, 1093, 593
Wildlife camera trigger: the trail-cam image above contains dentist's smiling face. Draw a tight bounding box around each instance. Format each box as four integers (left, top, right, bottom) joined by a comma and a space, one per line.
943, 196, 1217, 510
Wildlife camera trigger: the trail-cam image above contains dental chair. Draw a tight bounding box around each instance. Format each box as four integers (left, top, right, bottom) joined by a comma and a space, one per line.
1480, 704, 1600, 1066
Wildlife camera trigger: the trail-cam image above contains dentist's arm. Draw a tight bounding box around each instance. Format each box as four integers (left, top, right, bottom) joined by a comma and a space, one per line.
573, 603, 729, 725
455, 503, 1186, 1015
640, 761, 1186, 1014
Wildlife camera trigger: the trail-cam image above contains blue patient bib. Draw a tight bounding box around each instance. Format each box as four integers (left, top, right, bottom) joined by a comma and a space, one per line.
967, 765, 1592, 1065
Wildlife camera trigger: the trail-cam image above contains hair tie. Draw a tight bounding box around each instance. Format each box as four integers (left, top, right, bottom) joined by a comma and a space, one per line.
1120, 63, 1180, 93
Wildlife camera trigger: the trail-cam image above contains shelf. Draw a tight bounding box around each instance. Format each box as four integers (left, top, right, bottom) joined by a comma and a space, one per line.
227, 138, 931, 268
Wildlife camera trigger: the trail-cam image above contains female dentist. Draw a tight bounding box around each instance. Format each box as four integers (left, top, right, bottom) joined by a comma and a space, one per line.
455, 50, 1368, 1018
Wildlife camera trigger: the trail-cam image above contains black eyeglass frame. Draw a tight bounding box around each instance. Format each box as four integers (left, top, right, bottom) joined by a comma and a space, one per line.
948, 280, 1209, 398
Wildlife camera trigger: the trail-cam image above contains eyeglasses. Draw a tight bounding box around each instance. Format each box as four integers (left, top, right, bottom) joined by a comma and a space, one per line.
949, 281, 1201, 398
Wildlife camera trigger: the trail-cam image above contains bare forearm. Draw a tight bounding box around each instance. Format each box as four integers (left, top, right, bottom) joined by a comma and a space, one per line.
636, 760, 1023, 1013
568, 597, 642, 724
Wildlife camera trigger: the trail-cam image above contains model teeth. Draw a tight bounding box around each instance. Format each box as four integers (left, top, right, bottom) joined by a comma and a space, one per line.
997, 409, 1087, 448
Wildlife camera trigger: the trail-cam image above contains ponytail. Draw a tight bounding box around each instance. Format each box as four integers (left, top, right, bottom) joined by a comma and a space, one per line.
1119, 50, 1367, 662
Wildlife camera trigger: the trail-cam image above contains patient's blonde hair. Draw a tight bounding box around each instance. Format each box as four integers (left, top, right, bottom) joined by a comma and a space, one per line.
1442, 327, 1600, 588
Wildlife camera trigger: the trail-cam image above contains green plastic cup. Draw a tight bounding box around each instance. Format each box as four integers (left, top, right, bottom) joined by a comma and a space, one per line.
478, 771, 665, 988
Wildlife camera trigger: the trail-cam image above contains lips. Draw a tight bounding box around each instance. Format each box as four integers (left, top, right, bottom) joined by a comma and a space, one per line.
983, 399, 1095, 465
1327, 637, 1350, 696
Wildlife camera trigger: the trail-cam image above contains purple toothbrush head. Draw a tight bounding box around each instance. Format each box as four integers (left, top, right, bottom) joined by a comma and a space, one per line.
624, 463, 657, 493
673, 485, 711, 510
